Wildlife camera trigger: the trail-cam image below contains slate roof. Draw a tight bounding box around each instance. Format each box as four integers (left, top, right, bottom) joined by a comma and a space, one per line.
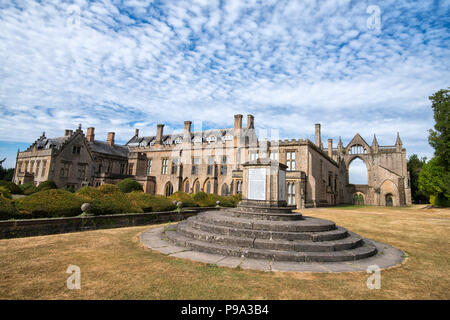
26, 135, 70, 151
127, 128, 247, 147
89, 140, 129, 158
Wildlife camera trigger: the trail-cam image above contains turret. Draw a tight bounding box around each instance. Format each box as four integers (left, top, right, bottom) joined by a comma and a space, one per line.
372, 134, 379, 153
395, 132, 402, 152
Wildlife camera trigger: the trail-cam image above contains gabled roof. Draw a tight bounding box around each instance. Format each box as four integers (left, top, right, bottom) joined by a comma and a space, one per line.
345, 133, 371, 151
89, 140, 129, 158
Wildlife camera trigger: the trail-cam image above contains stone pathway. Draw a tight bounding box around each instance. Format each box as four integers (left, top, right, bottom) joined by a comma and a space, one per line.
139, 226, 406, 273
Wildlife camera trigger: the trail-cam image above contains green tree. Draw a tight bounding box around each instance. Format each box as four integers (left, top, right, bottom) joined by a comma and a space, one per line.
407, 154, 427, 203
428, 88, 449, 170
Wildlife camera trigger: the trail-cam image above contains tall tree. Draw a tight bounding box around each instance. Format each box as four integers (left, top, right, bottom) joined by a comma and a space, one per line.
418, 88, 450, 206
428, 88, 449, 170
407, 154, 427, 203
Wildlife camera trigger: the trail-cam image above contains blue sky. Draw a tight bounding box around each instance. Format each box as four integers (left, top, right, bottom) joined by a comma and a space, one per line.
0, 0, 449, 183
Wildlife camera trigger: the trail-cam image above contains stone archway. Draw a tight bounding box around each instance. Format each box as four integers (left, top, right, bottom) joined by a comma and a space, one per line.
353, 192, 365, 205
379, 179, 400, 206
164, 182, 174, 197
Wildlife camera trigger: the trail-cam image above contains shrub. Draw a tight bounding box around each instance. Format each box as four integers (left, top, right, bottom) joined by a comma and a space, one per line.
37, 180, 58, 192
77, 184, 142, 215
0, 195, 16, 220
14, 189, 84, 218
0, 186, 12, 199
20, 182, 39, 195
118, 178, 143, 193
191, 192, 241, 207
0, 181, 23, 194
169, 191, 198, 207
127, 191, 176, 212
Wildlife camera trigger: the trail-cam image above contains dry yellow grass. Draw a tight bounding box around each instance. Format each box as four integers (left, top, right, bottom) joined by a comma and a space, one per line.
0, 205, 449, 299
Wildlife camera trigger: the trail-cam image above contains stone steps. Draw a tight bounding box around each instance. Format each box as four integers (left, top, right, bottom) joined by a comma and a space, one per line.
224, 209, 303, 221
194, 212, 336, 232
186, 219, 349, 241
176, 221, 362, 252
165, 230, 377, 262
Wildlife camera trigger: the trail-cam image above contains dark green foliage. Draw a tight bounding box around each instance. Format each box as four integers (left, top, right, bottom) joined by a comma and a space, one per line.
0, 195, 16, 220
428, 88, 449, 170
14, 189, 84, 218
127, 191, 176, 212
191, 191, 215, 207
37, 180, 57, 192
407, 154, 428, 203
0, 167, 14, 181
77, 184, 142, 215
20, 182, 39, 195
168, 191, 198, 207
0, 181, 23, 195
117, 178, 143, 193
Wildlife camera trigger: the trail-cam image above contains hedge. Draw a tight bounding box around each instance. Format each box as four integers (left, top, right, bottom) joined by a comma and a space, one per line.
0, 186, 12, 199
127, 191, 177, 212
0, 196, 16, 220
169, 191, 198, 207
0, 181, 23, 195
190, 192, 242, 207
77, 184, 142, 215
37, 180, 57, 192
118, 178, 143, 193
14, 189, 85, 218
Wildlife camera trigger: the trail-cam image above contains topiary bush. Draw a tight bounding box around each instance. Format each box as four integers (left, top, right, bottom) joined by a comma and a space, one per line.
169, 191, 198, 207
117, 178, 143, 193
14, 189, 85, 218
0, 195, 17, 220
37, 180, 57, 192
0, 186, 12, 199
191, 191, 242, 207
191, 191, 215, 207
0, 181, 23, 195
77, 184, 142, 215
127, 191, 176, 212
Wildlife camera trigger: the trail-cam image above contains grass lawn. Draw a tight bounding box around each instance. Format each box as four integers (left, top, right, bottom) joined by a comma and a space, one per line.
0, 205, 449, 299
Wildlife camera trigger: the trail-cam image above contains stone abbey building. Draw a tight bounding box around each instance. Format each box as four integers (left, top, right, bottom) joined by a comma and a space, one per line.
13, 114, 412, 208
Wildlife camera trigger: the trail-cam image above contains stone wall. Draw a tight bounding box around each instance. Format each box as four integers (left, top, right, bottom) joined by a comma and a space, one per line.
0, 207, 219, 239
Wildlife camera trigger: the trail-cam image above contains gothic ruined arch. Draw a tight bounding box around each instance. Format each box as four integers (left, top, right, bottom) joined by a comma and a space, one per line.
339, 133, 411, 206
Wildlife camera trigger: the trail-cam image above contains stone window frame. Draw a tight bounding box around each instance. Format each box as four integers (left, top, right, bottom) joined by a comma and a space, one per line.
220, 156, 227, 175
77, 163, 87, 179
72, 145, 81, 155
146, 159, 152, 175
207, 157, 214, 175
41, 160, 47, 177
191, 157, 199, 175
60, 161, 71, 178
171, 158, 178, 175
287, 181, 296, 205
161, 158, 169, 175
286, 151, 296, 171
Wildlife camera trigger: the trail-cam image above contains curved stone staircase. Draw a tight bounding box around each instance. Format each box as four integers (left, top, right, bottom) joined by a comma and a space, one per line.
164, 203, 378, 263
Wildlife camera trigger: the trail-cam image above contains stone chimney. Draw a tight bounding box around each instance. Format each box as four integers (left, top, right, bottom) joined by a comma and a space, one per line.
234, 114, 243, 130
86, 127, 95, 142
135, 128, 139, 137
64, 129, 73, 137
107, 132, 115, 146
315, 124, 322, 149
156, 124, 164, 144
247, 114, 254, 129
184, 121, 192, 142
328, 139, 333, 158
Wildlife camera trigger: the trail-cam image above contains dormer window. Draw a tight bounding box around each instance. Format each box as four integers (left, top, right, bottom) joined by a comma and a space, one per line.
222, 135, 233, 142
193, 136, 202, 144
175, 137, 182, 144
206, 136, 217, 143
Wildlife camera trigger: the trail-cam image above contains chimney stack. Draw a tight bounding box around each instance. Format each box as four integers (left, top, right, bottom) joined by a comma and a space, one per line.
64, 129, 73, 137
86, 127, 95, 142
135, 128, 139, 137
247, 114, 254, 129
156, 124, 164, 144
328, 139, 333, 158
234, 114, 243, 130
183, 121, 192, 141
315, 124, 322, 149
107, 132, 115, 146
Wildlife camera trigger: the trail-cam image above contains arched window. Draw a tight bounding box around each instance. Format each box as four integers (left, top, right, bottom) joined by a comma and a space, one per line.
287, 182, 296, 205
184, 180, 190, 193
195, 181, 200, 193
236, 180, 242, 194
348, 158, 368, 184
165, 182, 174, 197
206, 181, 211, 194
221, 183, 229, 196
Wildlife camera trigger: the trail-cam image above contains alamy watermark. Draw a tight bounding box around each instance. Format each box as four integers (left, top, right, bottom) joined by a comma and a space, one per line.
66, 265, 81, 290
366, 5, 381, 31
366, 264, 381, 290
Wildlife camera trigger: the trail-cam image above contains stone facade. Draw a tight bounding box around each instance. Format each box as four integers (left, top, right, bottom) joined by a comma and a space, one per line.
12, 114, 412, 207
